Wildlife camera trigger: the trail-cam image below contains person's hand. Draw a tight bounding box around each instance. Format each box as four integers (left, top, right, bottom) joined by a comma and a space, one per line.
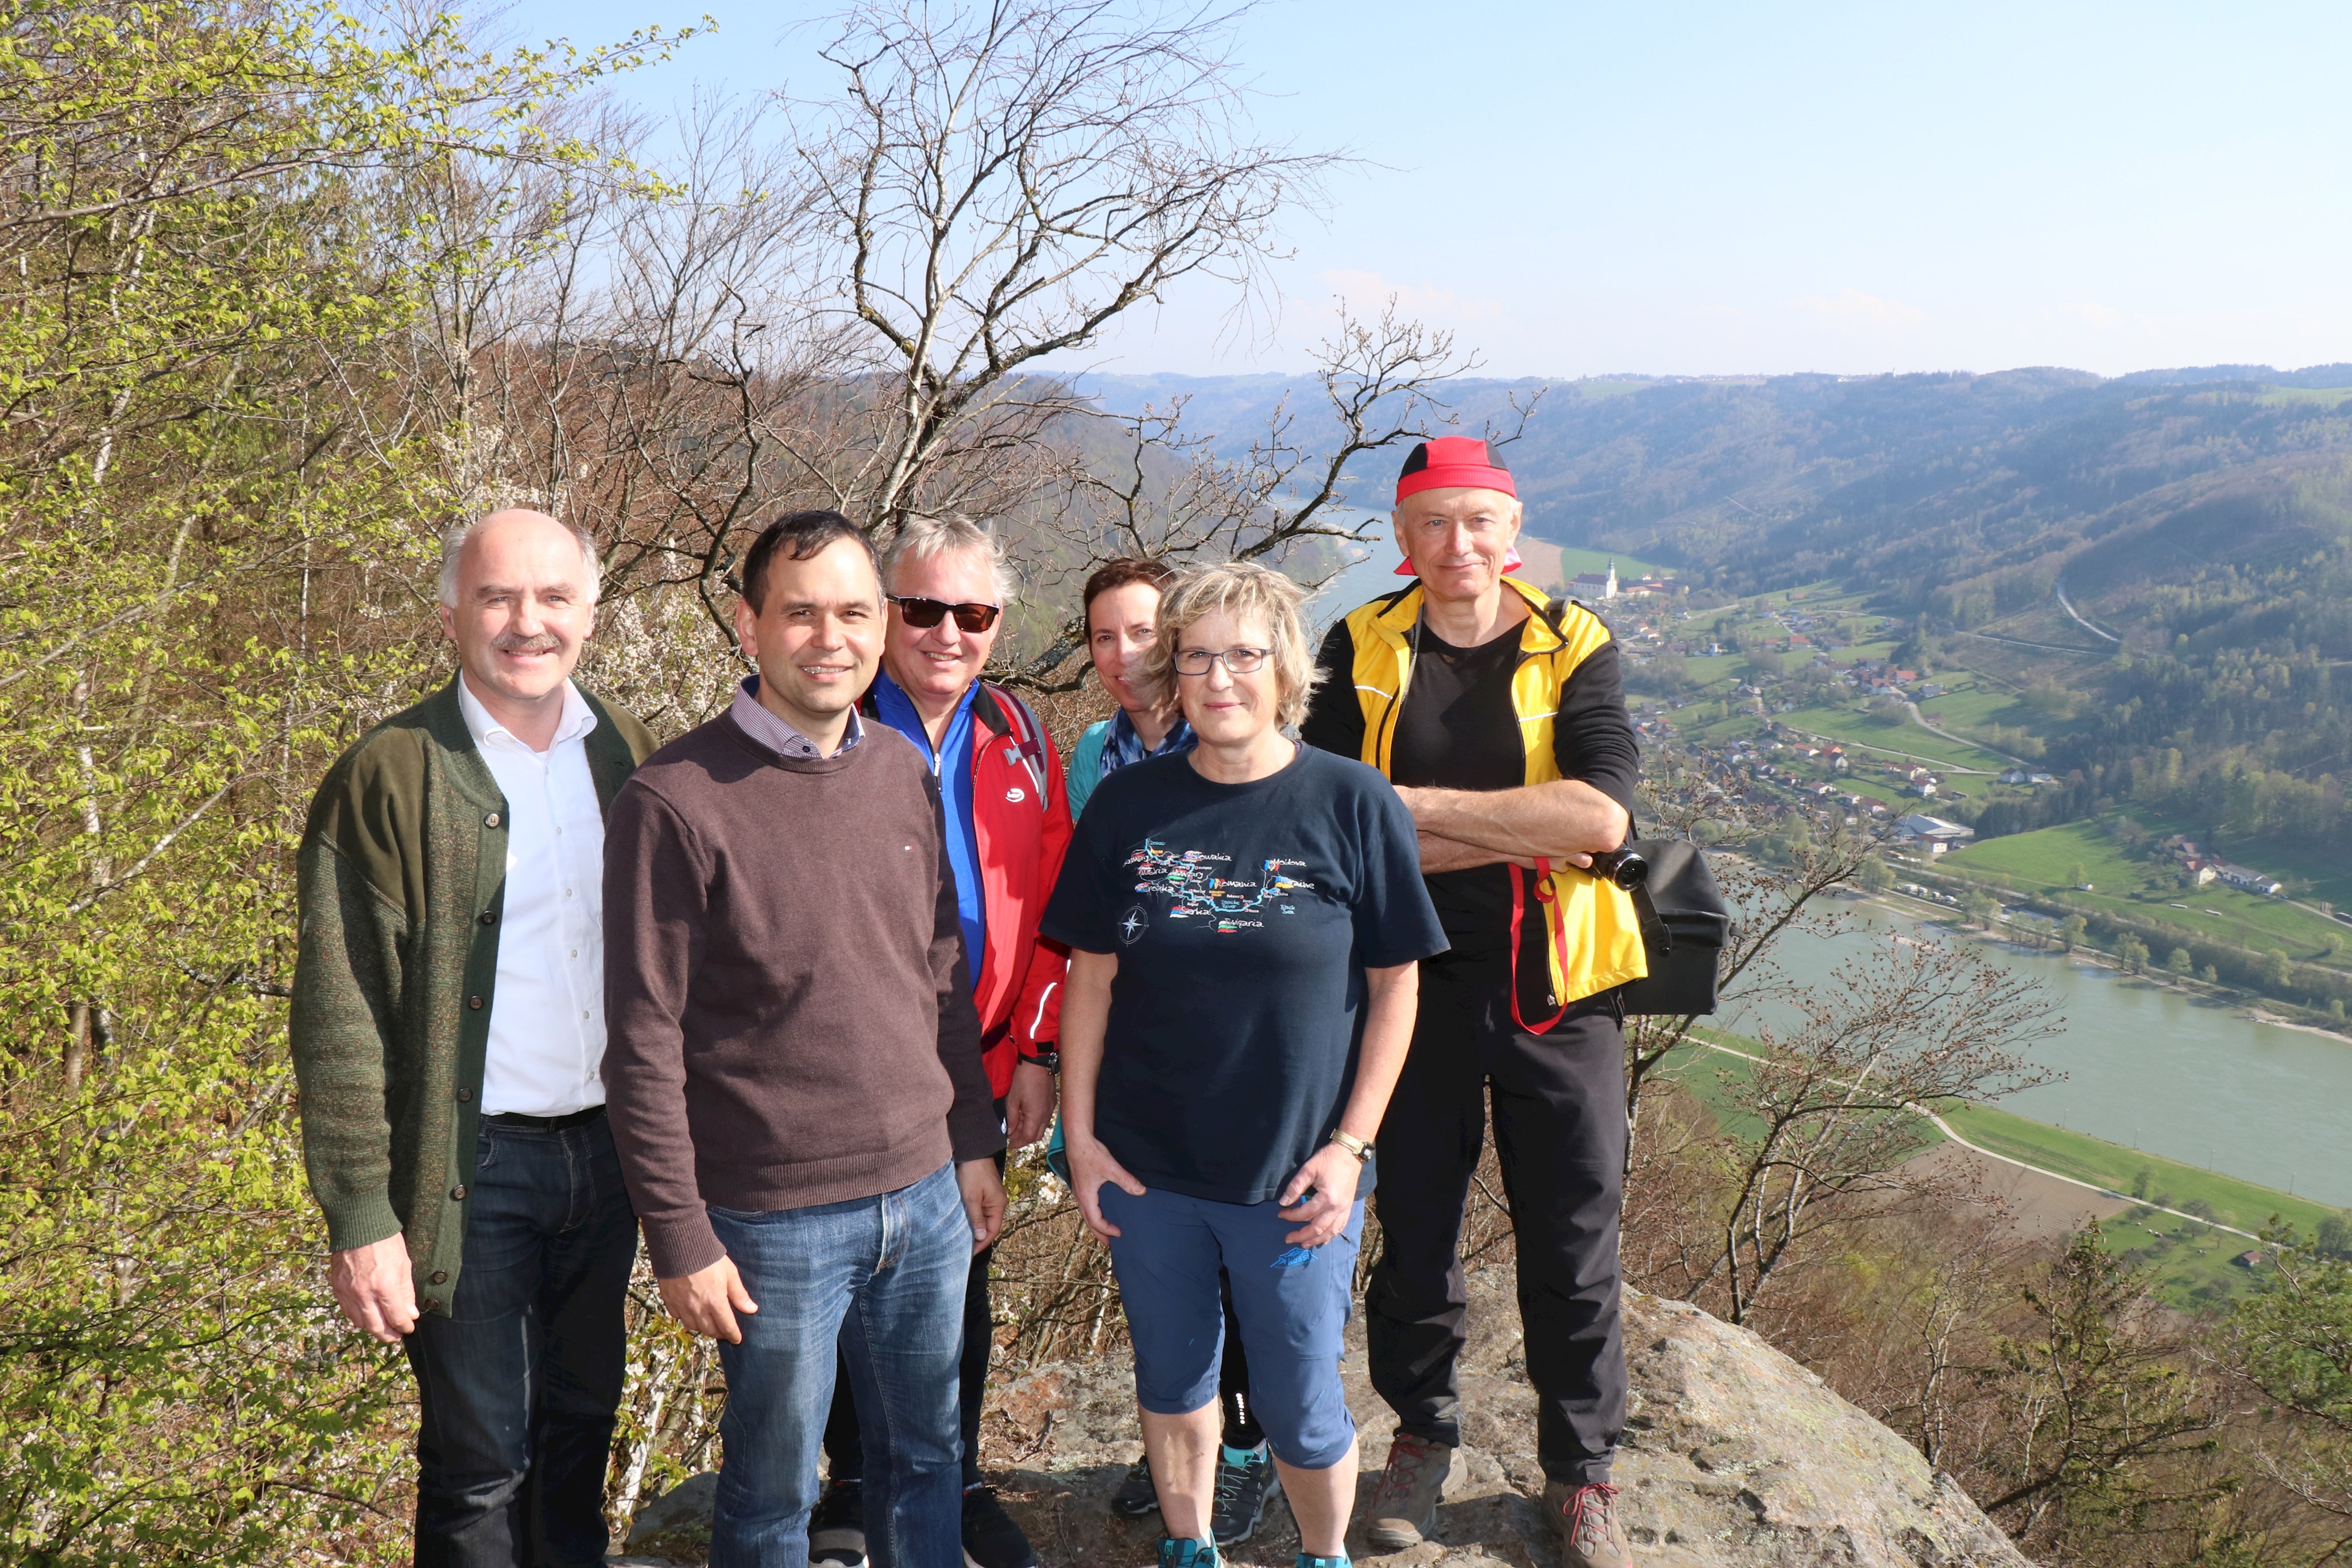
658, 1256, 759, 1344
1005, 1060, 1057, 1149
331, 1233, 419, 1343
958, 1159, 1008, 1252
1066, 1130, 1146, 1240
1279, 1143, 1364, 1248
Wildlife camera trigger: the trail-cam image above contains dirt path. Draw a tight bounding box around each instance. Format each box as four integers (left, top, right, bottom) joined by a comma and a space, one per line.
1900, 1141, 2130, 1239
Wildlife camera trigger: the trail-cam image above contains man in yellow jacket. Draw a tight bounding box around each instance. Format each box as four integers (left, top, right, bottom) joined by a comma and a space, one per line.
1301, 437, 1640, 1568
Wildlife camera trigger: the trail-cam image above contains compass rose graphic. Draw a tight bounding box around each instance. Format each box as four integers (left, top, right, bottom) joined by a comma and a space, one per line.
1117, 905, 1148, 945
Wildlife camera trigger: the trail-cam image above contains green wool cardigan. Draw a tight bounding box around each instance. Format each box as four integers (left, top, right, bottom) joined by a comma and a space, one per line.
289, 678, 657, 1315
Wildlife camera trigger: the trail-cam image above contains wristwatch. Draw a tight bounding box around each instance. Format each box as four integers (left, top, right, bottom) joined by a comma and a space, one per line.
1018, 1047, 1061, 1074
1329, 1129, 1375, 1163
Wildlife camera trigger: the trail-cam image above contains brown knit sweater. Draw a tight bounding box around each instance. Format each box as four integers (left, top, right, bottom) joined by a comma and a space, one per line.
601, 711, 1000, 1278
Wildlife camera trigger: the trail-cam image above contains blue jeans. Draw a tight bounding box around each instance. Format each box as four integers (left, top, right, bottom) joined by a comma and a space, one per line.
404, 1112, 636, 1568
707, 1162, 971, 1568
1100, 1183, 1365, 1470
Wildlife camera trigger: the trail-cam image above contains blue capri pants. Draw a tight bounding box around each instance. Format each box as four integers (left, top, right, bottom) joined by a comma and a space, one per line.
1100, 1183, 1366, 1470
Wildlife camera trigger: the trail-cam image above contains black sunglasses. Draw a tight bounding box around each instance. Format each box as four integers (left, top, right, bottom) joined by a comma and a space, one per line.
888, 595, 1001, 633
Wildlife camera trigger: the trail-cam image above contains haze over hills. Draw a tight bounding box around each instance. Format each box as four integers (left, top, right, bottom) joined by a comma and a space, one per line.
1078, 363, 2352, 869
1078, 365, 2352, 621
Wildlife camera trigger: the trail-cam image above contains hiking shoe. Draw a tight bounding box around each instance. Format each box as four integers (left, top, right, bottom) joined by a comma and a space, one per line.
808, 1477, 866, 1566
1363, 1433, 1454, 1550
1210, 1443, 1276, 1546
1148, 1538, 1220, 1567
1542, 1480, 1631, 1568
1296, 1557, 1350, 1568
1112, 1453, 1160, 1517
961, 1484, 1036, 1568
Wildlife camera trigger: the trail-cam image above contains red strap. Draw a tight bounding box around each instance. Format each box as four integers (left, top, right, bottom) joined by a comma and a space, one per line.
1507, 857, 1573, 1035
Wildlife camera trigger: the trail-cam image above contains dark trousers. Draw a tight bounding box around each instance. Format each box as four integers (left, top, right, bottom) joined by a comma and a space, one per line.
1365, 959, 1627, 1485
405, 1112, 637, 1567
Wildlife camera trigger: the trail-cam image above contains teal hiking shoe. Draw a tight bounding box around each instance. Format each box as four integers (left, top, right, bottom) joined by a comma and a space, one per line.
1151, 1536, 1220, 1567
1297, 1555, 1351, 1567
1209, 1442, 1275, 1545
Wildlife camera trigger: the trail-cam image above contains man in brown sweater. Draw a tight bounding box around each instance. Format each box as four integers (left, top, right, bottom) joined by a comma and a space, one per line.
602, 509, 1007, 1568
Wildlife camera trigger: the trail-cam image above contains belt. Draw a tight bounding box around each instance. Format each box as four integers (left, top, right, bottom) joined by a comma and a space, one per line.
483, 1105, 606, 1132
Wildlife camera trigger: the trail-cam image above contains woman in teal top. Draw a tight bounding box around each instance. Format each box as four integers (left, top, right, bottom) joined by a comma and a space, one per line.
1069, 557, 1194, 818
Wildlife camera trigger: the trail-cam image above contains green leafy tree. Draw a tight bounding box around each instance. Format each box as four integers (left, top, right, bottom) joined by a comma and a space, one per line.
1855, 855, 1895, 893
1983, 1228, 2223, 1551
2060, 914, 2088, 951
2118, 934, 2151, 973
2167, 946, 2195, 977
2225, 1235, 2352, 1561
0, 5, 668, 1558
2261, 948, 2295, 991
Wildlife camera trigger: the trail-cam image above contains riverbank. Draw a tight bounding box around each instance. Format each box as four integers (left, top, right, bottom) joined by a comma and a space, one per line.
1657, 1029, 2336, 1309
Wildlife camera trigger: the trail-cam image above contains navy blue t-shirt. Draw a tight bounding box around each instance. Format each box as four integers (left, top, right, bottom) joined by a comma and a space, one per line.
1040, 744, 1448, 1206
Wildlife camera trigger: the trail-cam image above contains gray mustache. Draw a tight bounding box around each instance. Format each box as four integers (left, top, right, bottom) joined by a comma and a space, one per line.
493, 633, 564, 653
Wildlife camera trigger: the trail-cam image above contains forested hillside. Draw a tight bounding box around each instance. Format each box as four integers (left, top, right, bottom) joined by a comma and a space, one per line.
1089, 367, 2352, 866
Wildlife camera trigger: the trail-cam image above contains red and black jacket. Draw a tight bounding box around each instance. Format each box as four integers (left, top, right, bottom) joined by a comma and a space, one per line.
861, 682, 1072, 1096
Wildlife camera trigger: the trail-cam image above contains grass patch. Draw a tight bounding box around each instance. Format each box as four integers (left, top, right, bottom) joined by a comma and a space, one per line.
1772, 702, 2012, 777
1946, 816, 2352, 956
1655, 1034, 2331, 1310
1941, 1102, 2338, 1237
2211, 829, 2352, 911
1549, 543, 1672, 582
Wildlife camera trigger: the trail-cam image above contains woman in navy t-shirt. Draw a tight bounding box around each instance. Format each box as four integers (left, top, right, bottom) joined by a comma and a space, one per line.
1043, 563, 1446, 1568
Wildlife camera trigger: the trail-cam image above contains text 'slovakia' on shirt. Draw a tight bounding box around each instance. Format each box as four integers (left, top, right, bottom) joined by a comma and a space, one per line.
1040, 745, 1448, 1206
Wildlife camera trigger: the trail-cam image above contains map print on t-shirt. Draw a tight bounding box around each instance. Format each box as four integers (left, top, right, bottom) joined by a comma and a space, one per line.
1123, 838, 1313, 934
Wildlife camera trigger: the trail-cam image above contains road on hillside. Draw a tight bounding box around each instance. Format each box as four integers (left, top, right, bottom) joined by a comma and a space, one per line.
2055, 574, 2123, 645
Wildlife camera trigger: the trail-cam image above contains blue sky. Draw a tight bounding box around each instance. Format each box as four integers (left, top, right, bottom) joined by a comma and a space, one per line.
492, 1, 2352, 379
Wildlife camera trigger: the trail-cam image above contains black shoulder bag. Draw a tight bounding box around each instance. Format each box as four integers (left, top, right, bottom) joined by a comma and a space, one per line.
1612, 839, 1732, 1016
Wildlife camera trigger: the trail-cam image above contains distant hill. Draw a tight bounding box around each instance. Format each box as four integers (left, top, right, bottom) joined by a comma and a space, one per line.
1077, 366, 2352, 620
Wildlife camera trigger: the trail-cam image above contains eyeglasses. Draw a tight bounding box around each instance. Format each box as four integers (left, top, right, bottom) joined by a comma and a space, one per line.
888, 595, 1001, 633
1173, 646, 1271, 676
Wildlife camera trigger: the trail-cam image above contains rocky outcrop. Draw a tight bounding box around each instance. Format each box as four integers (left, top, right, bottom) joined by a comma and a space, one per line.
617, 1269, 2029, 1566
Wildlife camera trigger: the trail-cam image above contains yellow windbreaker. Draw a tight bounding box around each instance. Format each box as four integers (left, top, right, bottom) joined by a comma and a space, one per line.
1338, 576, 1647, 1022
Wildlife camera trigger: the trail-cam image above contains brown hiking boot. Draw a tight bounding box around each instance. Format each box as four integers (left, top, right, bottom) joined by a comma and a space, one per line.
1363, 1433, 1454, 1550
1542, 1480, 1631, 1568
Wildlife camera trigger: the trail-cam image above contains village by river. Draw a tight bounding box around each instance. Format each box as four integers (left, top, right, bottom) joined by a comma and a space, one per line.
1306, 547, 2352, 1210
1734, 900, 2352, 1209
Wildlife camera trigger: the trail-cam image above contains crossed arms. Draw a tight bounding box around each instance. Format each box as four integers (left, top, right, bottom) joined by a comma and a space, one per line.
1405, 778, 1631, 872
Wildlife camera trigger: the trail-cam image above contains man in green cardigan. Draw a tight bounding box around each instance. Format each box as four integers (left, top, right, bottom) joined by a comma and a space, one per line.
291, 508, 657, 1566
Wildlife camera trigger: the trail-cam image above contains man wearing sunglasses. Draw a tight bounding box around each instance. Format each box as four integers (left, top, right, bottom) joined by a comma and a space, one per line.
803, 514, 1072, 1568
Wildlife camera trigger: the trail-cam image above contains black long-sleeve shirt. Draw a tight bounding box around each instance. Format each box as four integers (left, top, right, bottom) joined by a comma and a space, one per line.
1302, 613, 1639, 965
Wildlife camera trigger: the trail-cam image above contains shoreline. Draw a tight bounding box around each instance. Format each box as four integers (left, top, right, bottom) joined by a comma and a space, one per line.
1865, 889, 2352, 1047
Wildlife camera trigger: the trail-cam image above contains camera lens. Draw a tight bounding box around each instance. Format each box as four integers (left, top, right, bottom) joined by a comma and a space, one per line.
1594, 849, 1649, 890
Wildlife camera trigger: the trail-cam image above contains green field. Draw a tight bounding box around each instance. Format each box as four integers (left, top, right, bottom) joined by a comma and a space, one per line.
1941, 1102, 2340, 1238
1680, 653, 1742, 684
1915, 679, 2037, 734
1945, 816, 2352, 956
1650, 1035, 2334, 1308
1771, 701, 2012, 777
2213, 829, 2352, 911
1552, 543, 1671, 582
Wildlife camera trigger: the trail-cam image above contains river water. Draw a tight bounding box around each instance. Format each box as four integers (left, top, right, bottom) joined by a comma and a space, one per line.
1735, 902, 2352, 1209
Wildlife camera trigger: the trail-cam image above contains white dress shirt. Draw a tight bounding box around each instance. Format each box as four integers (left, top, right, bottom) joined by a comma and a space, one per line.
458, 675, 609, 1117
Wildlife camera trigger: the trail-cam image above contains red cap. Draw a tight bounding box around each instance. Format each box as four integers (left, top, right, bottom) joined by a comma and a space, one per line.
1392, 436, 1523, 575
1394, 436, 1515, 503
